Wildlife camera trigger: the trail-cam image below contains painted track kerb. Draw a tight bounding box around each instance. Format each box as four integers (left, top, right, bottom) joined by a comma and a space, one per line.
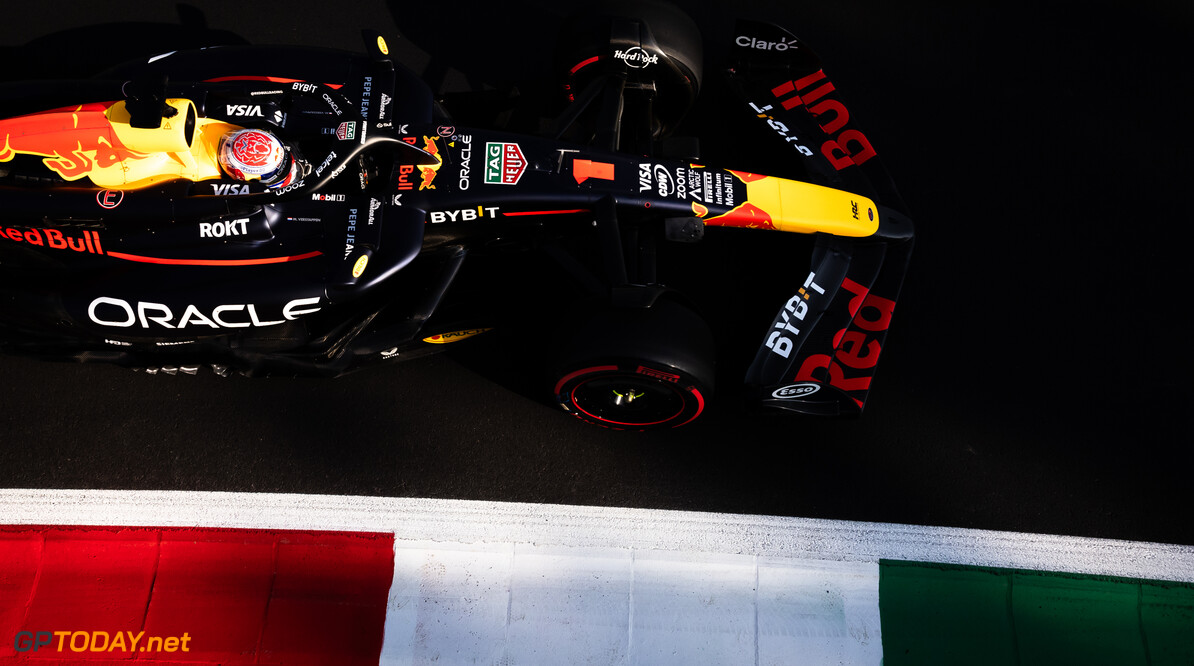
2, 489, 1192, 582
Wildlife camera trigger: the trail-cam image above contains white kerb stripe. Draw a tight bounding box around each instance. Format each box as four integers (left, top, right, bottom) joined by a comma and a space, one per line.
1, 489, 1191, 583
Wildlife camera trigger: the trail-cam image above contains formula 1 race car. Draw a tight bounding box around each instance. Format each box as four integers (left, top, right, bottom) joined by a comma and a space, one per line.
0, 4, 912, 429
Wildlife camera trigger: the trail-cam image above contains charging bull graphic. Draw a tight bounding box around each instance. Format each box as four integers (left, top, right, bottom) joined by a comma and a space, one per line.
0, 99, 235, 189
417, 135, 441, 190
0, 103, 149, 182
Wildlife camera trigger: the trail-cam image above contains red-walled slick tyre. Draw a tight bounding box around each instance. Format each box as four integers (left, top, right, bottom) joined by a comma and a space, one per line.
551, 298, 714, 429
554, 362, 707, 429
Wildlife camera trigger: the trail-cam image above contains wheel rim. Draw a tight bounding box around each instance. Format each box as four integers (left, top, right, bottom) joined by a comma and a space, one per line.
565, 369, 703, 428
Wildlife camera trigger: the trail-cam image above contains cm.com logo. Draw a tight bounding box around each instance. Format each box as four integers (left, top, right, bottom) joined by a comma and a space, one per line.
13, 630, 191, 654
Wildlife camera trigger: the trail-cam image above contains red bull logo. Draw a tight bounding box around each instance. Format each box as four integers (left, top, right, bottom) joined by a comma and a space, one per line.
0, 103, 148, 182
419, 166, 438, 190
421, 136, 440, 158
770, 70, 877, 171
2, 225, 105, 256
0, 98, 226, 190
416, 136, 442, 189
397, 163, 416, 191
705, 202, 775, 230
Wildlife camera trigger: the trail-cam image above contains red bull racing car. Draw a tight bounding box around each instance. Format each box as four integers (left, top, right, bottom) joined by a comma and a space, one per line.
0, 8, 912, 429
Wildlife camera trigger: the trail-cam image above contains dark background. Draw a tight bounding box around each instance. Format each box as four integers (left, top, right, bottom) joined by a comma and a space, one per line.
1, 2, 1190, 545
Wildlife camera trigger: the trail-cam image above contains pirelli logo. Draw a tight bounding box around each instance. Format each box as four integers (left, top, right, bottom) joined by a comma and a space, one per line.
484, 142, 526, 185
636, 366, 680, 383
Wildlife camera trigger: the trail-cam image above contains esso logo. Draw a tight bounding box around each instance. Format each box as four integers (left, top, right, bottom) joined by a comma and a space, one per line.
771, 383, 821, 399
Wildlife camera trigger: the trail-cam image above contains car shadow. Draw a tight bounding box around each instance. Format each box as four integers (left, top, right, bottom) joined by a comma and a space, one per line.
0, 4, 247, 81
381, 0, 569, 94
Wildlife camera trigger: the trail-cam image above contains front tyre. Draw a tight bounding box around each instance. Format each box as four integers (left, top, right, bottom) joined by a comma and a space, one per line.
554, 362, 707, 429
551, 298, 714, 429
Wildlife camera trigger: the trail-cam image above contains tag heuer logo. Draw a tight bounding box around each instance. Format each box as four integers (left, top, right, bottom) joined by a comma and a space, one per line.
336, 122, 356, 140
484, 142, 526, 185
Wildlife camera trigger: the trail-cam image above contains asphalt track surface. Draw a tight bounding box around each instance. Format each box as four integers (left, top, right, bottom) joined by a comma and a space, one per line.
0, 2, 1190, 546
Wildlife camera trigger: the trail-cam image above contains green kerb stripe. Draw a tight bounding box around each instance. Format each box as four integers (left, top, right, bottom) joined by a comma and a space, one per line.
878, 559, 1194, 665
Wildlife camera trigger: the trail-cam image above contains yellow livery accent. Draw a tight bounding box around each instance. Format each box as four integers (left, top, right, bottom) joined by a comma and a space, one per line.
101, 100, 239, 189
705, 171, 880, 237
422, 328, 493, 344
0, 98, 241, 190
106, 99, 195, 153
351, 254, 369, 278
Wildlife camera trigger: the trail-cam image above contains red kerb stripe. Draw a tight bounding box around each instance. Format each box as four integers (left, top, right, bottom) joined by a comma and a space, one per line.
0, 525, 394, 664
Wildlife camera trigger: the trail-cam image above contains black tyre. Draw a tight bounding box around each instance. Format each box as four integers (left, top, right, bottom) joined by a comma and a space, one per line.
555, 0, 703, 139
552, 298, 714, 429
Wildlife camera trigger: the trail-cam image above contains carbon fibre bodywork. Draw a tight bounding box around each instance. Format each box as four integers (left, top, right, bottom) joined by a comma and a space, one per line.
0, 19, 912, 423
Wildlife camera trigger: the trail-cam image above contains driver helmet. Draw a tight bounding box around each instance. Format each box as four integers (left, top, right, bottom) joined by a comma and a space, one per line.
217, 129, 297, 188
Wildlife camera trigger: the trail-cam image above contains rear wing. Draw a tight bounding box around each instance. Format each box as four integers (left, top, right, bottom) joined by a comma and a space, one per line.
728, 19, 914, 415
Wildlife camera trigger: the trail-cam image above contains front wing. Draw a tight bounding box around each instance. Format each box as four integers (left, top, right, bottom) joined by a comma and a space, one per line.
729, 20, 914, 415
